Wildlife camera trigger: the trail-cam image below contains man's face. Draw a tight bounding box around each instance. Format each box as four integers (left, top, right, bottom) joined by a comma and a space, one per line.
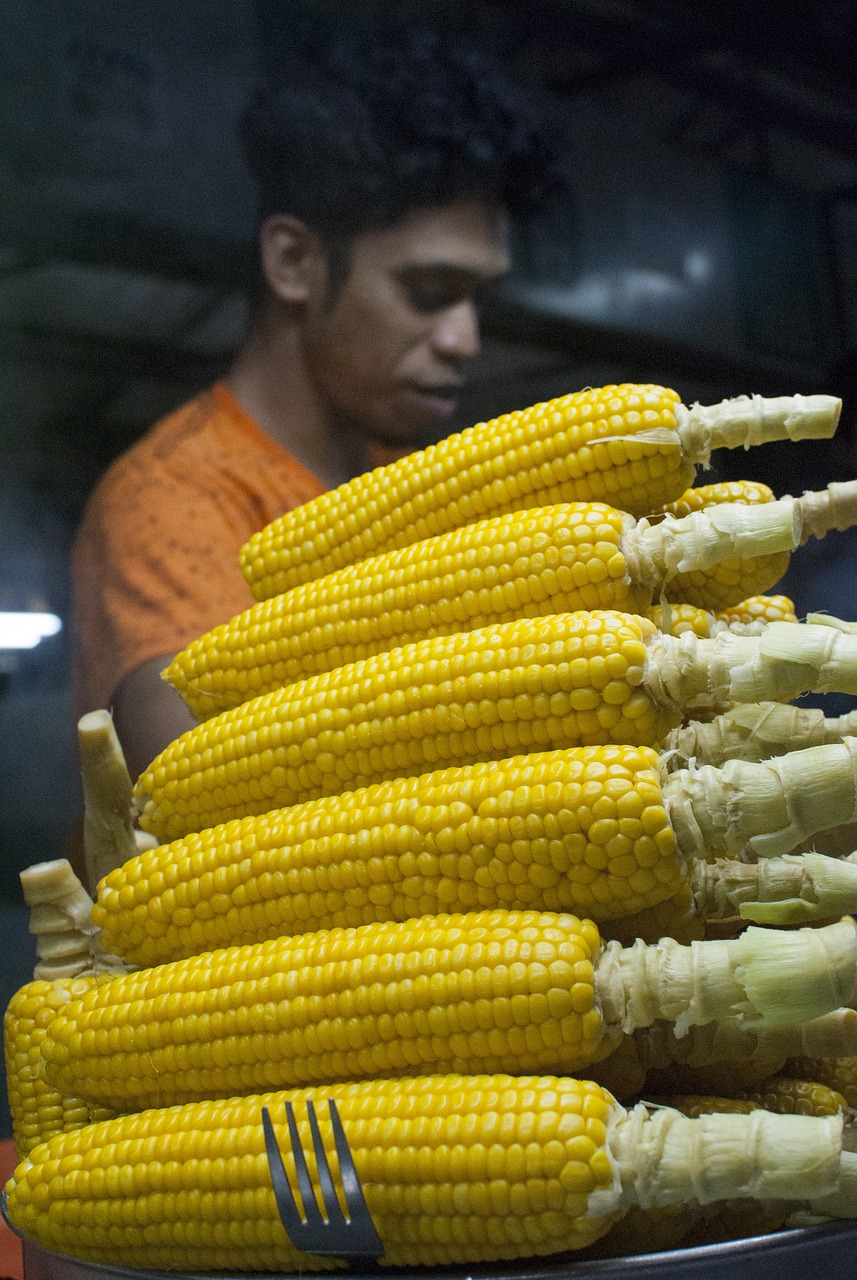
302, 198, 511, 447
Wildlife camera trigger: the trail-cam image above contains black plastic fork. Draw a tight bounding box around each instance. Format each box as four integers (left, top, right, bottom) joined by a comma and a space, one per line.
262, 1098, 383, 1267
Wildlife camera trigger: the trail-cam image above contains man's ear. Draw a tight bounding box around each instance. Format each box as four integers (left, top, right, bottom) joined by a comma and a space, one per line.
258, 214, 326, 306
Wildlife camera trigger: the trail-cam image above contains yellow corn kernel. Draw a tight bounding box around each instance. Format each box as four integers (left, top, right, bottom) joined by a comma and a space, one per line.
4, 977, 116, 1157
3, 1073, 621, 1269
39, 910, 857, 1114
96, 744, 680, 967
240, 388, 839, 599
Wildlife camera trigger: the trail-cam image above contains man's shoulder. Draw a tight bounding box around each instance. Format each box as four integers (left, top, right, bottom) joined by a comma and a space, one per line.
89, 384, 256, 495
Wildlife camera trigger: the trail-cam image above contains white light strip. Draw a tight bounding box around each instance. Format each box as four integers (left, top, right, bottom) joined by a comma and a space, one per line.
0, 612, 63, 650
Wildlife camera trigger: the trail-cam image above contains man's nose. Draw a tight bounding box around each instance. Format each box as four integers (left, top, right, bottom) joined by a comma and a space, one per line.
431, 300, 481, 362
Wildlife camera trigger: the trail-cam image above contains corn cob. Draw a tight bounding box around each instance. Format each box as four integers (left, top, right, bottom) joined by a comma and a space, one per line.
38, 909, 857, 1112
663, 701, 857, 770
134, 612, 857, 842
166, 495, 804, 719
4, 860, 130, 1157
239, 386, 840, 599
4, 977, 116, 1157
781, 1056, 857, 1109
78, 708, 141, 888
102, 739, 857, 966
646, 594, 797, 639
652, 1077, 848, 1117
6, 1072, 857, 1271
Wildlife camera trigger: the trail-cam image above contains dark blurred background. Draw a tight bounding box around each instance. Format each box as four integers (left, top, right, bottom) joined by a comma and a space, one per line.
2, 0, 857, 1134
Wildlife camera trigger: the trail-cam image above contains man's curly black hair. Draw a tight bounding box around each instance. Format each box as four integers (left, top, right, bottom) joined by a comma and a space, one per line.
240, 23, 563, 241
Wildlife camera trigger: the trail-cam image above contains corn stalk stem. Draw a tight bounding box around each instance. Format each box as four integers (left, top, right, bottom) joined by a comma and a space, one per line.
628, 496, 801, 585
594, 917, 857, 1037
20, 859, 96, 980
664, 740, 857, 860
78, 710, 139, 892
632, 1008, 857, 1075
649, 621, 857, 716
799, 479, 857, 543
603, 1105, 845, 1213
662, 702, 857, 771
675, 394, 840, 465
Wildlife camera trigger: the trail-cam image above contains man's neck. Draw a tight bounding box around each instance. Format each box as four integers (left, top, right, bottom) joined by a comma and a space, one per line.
224, 317, 369, 490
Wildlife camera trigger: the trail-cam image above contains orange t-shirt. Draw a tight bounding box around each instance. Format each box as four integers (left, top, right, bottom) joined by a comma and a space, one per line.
71, 381, 326, 716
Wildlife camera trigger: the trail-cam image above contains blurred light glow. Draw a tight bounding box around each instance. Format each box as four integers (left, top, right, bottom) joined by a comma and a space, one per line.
0, 611, 62, 650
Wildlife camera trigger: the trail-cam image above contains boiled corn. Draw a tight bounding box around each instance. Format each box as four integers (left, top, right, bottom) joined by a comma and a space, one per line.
167, 495, 803, 719
134, 612, 857, 842
7, 1072, 855, 1271
39, 910, 857, 1112
102, 739, 857, 966
240, 386, 839, 598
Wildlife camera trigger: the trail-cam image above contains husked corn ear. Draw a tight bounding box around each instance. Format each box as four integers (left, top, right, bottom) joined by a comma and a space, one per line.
2, 1073, 624, 1269
109, 739, 857, 967
96, 745, 682, 968
655, 480, 777, 521
654, 1077, 848, 1118
240, 386, 840, 599
110, 736, 857, 968
135, 613, 857, 843
39, 911, 857, 1112
599, 1080, 847, 1255
663, 701, 857, 770
718, 593, 798, 628
4, 977, 116, 1157
647, 595, 798, 639
167, 495, 802, 720
171, 503, 647, 719
11, 1072, 853, 1272
782, 1056, 857, 1109
652, 480, 789, 611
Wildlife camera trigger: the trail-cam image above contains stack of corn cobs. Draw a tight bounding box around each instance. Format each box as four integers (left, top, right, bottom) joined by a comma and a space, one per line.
14, 382, 857, 1272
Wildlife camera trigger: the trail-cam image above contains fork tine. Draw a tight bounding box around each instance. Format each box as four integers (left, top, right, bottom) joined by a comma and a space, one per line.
285, 1100, 325, 1227
261, 1104, 305, 1239
306, 1099, 347, 1227
328, 1099, 383, 1253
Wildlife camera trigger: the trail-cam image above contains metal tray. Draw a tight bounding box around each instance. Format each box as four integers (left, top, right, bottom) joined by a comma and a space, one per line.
6, 1188, 857, 1280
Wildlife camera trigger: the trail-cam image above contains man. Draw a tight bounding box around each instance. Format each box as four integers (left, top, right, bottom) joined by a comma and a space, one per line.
71, 24, 560, 784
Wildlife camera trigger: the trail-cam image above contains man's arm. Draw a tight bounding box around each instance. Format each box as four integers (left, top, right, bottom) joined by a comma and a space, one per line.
111, 654, 198, 782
